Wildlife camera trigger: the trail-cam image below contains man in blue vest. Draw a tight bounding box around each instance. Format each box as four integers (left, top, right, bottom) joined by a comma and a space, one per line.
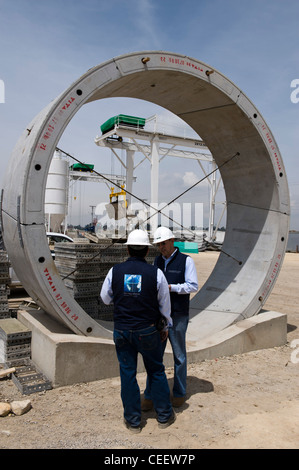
143, 226, 198, 409
100, 229, 175, 433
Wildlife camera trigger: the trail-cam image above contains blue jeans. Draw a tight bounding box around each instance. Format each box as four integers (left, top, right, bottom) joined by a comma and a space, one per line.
113, 325, 172, 427
145, 313, 189, 399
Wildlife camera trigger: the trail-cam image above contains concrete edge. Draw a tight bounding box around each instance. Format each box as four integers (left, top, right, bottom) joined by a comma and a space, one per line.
182, 310, 287, 365
17, 309, 287, 388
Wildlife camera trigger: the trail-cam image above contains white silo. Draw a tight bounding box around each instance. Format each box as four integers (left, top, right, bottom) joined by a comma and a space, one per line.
45, 150, 69, 232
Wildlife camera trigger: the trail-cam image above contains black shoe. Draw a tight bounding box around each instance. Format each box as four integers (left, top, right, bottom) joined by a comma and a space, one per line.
158, 411, 176, 429
123, 419, 142, 434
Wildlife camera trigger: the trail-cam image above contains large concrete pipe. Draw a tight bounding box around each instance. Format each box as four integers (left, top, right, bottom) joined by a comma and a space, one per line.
1, 51, 289, 340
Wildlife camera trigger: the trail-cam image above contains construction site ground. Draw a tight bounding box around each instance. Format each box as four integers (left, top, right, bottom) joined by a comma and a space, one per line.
0, 251, 298, 449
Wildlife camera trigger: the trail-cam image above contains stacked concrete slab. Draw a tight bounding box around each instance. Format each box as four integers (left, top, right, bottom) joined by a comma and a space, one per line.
0, 317, 52, 394
0, 317, 31, 365
54, 239, 158, 322
0, 251, 10, 319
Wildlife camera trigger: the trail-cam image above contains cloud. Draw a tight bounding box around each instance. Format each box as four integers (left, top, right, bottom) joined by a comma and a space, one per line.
183, 171, 199, 187
182, 171, 208, 188
134, 0, 161, 49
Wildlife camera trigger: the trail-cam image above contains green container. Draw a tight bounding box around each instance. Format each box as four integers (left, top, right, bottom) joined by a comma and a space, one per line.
70, 163, 94, 172
100, 114, 146, 134
174, 241, 198, 253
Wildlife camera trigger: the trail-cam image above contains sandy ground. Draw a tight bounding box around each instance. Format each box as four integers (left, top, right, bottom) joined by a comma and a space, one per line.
0, 251, 298, 450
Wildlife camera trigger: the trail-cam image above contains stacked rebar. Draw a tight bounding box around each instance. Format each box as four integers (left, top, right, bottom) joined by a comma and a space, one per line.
54, 239, 158, 322
54, 241, 104, 319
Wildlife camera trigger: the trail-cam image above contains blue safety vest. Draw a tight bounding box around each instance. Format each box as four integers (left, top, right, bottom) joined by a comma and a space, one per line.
155, 249, 189, 315
112, 257, 160, 330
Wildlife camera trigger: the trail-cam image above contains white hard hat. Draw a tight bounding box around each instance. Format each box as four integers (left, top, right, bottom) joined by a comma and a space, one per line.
125, 229, 152, 247
153, 226, 174, 244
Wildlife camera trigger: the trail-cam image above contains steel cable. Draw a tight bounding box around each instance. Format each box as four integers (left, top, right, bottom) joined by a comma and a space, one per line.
55, 146, 242, 279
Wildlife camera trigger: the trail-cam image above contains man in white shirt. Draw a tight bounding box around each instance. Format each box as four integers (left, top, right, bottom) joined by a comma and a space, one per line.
143, 227, 198, 409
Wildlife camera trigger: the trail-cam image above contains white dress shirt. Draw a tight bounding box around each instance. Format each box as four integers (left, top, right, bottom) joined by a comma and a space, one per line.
163, 249, 198, 294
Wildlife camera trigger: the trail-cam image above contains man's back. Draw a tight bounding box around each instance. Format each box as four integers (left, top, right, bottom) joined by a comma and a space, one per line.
112, 256, 159, 330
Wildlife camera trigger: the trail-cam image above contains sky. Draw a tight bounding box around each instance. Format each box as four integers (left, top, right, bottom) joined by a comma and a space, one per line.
0, 0, 299, 231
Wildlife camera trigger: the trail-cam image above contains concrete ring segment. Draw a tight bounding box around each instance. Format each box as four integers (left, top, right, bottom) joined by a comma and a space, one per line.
1, 51, 290, 340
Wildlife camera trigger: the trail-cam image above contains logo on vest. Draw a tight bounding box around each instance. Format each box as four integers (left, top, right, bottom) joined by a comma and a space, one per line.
124, 274, 142, 294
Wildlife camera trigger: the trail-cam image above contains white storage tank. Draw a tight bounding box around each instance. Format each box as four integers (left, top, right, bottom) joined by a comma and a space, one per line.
45, 150, 69, 232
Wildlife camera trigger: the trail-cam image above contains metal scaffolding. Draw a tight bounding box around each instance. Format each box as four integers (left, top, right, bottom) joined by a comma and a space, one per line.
94, 115, 225, 241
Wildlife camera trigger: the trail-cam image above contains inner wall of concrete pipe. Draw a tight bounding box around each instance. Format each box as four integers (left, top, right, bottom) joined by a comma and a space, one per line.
1, 52, 290, 340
